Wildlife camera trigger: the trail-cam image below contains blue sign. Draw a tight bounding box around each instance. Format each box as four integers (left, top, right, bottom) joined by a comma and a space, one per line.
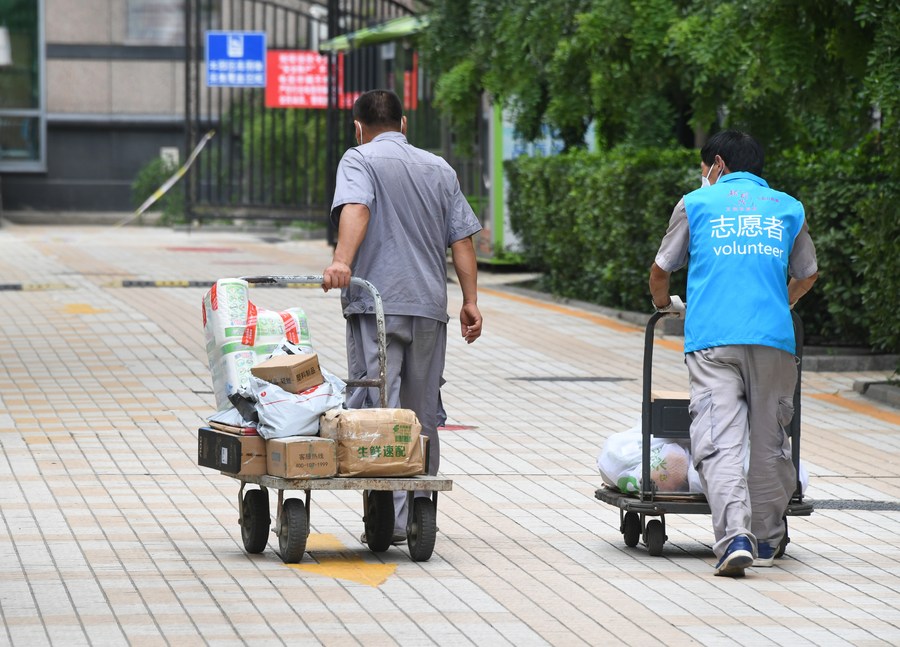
206, 31, 267, 87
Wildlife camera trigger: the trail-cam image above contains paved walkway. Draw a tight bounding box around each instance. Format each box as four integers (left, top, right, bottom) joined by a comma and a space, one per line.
0, 223, 898, 647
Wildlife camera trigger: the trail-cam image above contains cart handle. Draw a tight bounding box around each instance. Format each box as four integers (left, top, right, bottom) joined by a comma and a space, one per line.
239, 275, 388, 408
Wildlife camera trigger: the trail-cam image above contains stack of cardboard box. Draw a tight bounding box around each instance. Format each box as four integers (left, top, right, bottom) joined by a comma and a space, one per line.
198, 351, 425, 479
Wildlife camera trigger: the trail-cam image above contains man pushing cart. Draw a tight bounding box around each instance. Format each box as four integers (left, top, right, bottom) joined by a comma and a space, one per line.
320, 89, 483, 546
199, 89, 482, 564
626, 129, 818, 578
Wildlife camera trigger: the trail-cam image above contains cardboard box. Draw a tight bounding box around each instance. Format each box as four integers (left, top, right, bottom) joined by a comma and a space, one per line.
320, 408, 425, 477
250, 352, 323, 394
197, 426, 266, 475
266, 436, 337, 478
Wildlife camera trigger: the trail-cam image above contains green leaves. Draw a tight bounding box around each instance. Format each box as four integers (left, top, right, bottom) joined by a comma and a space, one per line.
508, 147, 694, 309
422, 0, 896, 154
509, 143, 898, 352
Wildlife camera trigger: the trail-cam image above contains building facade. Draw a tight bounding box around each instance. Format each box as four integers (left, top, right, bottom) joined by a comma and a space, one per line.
1, 0, 189, 211
0, 0, 421, 214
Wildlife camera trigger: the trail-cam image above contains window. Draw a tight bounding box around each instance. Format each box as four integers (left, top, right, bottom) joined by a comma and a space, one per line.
126, 0, 185, 46
0, 0, 44, 170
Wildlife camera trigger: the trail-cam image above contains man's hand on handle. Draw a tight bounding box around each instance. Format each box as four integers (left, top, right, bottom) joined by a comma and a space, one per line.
655, 294, 686, 318
322, 261, 352, 291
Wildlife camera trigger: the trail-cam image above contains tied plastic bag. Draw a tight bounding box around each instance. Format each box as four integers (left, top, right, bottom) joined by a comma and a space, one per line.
239, 370, 346, 439
597, 425, 691, 493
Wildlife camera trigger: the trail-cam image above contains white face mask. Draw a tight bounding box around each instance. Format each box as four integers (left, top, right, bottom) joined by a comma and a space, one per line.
700, 164, 715, 188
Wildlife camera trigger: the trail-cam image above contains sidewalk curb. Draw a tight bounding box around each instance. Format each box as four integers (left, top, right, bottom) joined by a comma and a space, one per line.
488, 281, 896, 374
853, 381, 900, 409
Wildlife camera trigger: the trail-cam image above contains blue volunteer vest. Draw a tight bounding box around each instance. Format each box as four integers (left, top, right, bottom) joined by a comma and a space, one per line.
682, 172, 805, 354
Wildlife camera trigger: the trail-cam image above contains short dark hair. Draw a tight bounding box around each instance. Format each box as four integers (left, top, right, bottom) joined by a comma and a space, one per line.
701, 130, 764, 175
352, 90, 403, 130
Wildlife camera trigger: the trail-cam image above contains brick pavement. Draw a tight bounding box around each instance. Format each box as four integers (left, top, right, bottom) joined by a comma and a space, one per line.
0, 223, 898, 646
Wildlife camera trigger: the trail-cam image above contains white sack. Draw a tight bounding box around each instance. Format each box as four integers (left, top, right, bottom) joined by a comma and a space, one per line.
202, 278, 314, 409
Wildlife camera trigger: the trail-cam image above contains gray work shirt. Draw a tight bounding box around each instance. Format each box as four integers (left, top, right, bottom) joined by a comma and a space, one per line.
655, 198, 818, 279
331, 131, 482, 322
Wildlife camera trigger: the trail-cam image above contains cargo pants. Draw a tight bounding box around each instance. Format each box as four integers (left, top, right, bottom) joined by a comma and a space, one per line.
685, 344, 799, 559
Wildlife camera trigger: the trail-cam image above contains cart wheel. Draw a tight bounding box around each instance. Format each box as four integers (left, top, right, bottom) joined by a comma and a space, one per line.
278, 498, 308, 564
407, 497, 437, 562
364, 491, 395, 553
775, 518, 790, 558
241, 488, 270, 554
645, 519, 666, 556
622, 512, 641, 548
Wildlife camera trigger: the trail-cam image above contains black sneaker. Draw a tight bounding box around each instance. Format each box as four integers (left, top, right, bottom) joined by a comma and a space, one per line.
715, 536, 754, 577
359, 532, 407, 546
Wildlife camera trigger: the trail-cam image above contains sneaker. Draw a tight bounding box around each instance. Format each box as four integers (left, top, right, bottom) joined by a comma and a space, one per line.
359, 532, 407, 546
753, 541, 776, 567
715, 536, 754, 577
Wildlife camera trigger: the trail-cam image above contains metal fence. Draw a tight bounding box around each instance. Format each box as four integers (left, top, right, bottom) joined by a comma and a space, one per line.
184, 0, 438, 227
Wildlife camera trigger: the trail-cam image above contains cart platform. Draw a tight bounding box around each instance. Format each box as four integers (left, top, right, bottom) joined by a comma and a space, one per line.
595, 310, 813, 556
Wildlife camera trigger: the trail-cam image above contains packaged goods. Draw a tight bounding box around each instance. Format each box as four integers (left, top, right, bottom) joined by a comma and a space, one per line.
240, 373, 345, 439
197, 426, 266, 475
597, 422, 810, 494
206, 405, 259, 435
251, 352, 324, 394
597, 424, 691, 494
320, 408, 424, 477
266, 436, 337, 478
202, 278, 313, 409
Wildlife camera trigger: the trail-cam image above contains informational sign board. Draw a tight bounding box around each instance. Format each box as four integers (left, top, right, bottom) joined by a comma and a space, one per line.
265, 50, 329, 108
206, 31, 266, 88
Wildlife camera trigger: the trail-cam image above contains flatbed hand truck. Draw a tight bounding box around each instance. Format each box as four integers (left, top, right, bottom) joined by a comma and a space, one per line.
203, 274, 451, 563
595, 310, 813, 556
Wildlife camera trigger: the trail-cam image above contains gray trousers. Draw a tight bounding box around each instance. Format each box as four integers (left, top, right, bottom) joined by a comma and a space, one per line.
685, 345, 798, 559
346, 314, 446, 531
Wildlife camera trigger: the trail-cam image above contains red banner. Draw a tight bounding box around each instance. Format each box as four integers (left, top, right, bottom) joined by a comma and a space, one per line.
265, 50, 329, 109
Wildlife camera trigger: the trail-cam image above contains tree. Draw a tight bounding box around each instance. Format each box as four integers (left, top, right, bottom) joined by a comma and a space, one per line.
421, 0, 895, 155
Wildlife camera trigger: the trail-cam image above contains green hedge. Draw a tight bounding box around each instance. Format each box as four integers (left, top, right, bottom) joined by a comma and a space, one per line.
507, 147, 693, 311
767, 141, 900, 352
507, 144, 899, 353
131, 157, 185, 225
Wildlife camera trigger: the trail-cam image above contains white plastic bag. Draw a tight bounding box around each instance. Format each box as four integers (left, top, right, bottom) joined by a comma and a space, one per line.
597, 424, 691, 494
239, 371, 345, 439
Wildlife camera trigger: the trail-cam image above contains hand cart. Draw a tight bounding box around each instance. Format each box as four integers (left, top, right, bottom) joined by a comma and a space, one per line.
594, 310, 813, 556
204, 274, 451, 563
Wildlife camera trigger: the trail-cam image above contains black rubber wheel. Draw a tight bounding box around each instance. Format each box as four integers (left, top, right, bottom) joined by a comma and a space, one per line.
623, 512, 641, 548
407, 497, 437, 562
364, 491, 395, 553
645, 519, 666, 556
278, 498, 309, 563
241, 489, 270, 554
775, 518, 790, 558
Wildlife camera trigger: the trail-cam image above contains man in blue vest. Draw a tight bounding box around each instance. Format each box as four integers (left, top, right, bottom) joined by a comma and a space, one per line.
649, 130, 818, 577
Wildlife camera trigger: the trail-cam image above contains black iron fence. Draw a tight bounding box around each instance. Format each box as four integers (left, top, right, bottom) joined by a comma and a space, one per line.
184, 0, 439, 228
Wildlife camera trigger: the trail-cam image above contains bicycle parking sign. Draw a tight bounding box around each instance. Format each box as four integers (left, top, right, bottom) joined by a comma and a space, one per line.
206, 31, 266, 88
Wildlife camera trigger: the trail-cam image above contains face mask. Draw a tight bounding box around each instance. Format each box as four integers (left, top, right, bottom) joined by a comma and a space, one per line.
700, 164, 715, 188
